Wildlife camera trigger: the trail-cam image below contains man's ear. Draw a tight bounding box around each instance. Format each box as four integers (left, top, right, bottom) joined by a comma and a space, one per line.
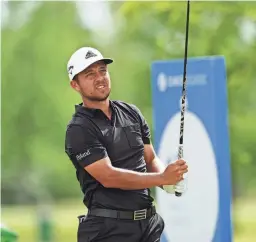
70, 80, 80, 92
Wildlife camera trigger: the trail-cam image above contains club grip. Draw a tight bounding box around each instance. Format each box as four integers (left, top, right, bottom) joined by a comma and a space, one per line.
174, 145, 186, 196
178, 144, 183, 159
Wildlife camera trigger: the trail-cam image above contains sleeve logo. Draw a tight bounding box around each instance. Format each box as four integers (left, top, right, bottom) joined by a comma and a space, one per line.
76, 150, 91, 161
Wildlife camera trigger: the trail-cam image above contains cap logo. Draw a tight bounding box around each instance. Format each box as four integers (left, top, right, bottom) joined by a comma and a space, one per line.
68, 65, 74, 75
85, 50, 97, 59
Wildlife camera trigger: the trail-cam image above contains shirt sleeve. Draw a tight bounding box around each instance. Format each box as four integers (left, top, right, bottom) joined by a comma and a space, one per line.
65, 125, 108, 168
130, 104, 151, 144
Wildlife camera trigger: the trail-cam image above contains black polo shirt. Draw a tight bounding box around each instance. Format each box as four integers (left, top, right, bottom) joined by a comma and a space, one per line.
65, 100, 154, 211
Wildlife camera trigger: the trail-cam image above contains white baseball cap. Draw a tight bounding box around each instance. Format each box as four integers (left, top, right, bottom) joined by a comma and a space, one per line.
67, 47, 113, 81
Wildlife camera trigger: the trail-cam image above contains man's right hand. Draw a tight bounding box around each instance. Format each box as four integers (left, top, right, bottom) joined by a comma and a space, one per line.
161, 159, 188, 185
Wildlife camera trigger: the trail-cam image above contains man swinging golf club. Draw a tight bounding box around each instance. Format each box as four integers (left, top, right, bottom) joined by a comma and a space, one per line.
64, 46, 188, 242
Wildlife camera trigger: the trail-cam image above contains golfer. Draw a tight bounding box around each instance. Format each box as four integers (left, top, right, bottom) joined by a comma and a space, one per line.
65, 47, 188, 242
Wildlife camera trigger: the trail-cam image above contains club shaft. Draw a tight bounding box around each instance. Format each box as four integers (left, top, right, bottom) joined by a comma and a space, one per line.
179, 0, 190, 147
175, 0, 190, 197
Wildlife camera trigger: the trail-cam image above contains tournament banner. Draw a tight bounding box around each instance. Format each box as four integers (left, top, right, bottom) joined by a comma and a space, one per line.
151, 56, 232, 242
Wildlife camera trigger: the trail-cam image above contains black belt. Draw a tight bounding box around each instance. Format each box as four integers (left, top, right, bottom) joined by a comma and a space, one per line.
88, 206, 156, 220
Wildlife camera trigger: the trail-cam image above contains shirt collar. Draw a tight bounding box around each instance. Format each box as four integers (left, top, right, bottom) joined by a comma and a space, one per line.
75, 100, 115, 117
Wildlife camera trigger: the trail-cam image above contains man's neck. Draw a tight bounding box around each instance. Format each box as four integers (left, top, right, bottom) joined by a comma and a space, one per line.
82, 98, 111, 118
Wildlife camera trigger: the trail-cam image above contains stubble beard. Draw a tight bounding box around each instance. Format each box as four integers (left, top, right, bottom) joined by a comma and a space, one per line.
83, 89, 111, 102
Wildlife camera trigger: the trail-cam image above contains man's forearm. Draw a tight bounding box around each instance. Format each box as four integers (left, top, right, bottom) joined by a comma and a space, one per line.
146, 156, 165, 173
146, 156, 166, 190
104, 167, 165, 190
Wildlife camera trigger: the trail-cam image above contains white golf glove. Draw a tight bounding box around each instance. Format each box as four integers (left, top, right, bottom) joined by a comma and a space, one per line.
162, 184, 175, 194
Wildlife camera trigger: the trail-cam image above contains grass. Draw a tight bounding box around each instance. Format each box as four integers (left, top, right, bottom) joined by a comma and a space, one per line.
233, 198, 256, 242
1, 199, 84, 242
1, 198, 256, 242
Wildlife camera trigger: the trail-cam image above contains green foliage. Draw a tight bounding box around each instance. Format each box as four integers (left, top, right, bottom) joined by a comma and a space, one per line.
2, 1, 256, 204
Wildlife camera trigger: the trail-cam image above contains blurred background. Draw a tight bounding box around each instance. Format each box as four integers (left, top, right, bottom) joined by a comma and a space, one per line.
1, 1, 256, 242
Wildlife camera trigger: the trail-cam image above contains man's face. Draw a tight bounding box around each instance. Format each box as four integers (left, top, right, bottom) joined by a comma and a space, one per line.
71, 61, 111, 102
